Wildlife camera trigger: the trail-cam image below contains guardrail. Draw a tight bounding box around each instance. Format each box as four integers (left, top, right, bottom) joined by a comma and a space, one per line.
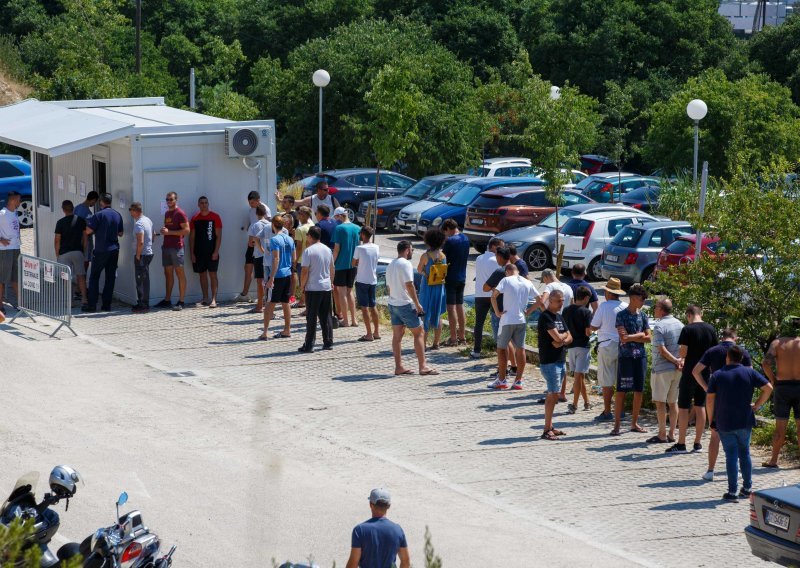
9, 254, 77, 337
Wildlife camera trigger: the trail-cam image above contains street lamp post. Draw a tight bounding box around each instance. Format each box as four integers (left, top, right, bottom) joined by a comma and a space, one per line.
686, 99, 707, 187
312, 69, 330, 172
549, 85, 563, 259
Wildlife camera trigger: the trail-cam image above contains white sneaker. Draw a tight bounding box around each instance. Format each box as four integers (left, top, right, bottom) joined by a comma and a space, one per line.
487, 379, 509, 390
702, 470, 714, 481
469, 351, 482, 359
234, 294, 252, 303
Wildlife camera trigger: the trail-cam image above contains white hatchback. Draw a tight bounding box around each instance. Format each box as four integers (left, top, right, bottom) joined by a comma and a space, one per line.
556, 210, 657, 280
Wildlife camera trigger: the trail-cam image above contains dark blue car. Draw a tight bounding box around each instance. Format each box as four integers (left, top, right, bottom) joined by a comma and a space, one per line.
356, 174, 467, 231
0, 155, 33, 227
416, 177, 544, 234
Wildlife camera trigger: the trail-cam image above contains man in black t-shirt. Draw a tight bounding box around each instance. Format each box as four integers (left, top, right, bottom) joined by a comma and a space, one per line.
562, 286, 594, 413
189, 196, 223, 307
53, 200, 87, 306
538, 289, 573, 440
665, 305, 718, 454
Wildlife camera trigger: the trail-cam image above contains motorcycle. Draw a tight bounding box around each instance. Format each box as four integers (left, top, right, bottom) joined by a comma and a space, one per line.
59, 491, 176, 568
0, 466, 83, 568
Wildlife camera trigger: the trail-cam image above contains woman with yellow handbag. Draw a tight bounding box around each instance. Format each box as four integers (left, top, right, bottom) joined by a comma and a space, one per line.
417, 229, 448, 350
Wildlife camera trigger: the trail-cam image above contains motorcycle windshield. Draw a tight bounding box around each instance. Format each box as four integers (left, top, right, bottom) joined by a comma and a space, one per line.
1, 471, 39, 513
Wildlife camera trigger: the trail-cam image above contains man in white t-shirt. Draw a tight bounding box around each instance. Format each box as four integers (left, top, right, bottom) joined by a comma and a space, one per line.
236, 191, 272, 303
299, 225, 335, 352
352, 225, 380, 342
0, 191, 21, 313
540, 269, 573, 313
590, 277, 629, 421
471, 237, 503, 359
386, 240, 438, 376
488, 263, 543, 390
248, 203, 271, 313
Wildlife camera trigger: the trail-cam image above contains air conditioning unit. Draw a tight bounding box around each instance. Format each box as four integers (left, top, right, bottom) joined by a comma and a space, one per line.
225, 126, 273, 158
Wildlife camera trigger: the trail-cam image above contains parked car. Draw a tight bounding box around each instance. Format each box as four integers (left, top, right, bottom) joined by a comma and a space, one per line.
356, 174, 465, 231
376, 256, 422, 295
496, 203, 638, 271
581, 175, 660, 203
416, 177, 544, 237
573, 171, 637, 194
466, 157, 531, 178
745, 484, 800, 566
521, 168, 588, 188
557, 210, 658, 280
396, 178, 476, 234
580, 155, 617, 174
299, 168, 416, 221
463, 187, 593, 252
654, 234, 721, 275
600, 221, 694, 284
0, 155, 33, 227
619, 185, 662, 213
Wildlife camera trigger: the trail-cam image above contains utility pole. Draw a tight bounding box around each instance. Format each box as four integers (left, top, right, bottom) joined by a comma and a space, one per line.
135, 0, 142, 74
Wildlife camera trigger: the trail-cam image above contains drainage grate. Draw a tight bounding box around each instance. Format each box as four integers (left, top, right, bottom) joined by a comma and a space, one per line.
165, 371, 197, 378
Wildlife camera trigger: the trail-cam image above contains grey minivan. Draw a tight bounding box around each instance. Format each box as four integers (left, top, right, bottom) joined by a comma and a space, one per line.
600, 220, 693, 283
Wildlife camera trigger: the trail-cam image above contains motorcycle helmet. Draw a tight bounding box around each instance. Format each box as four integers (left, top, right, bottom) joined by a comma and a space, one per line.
49, 465, 82, 498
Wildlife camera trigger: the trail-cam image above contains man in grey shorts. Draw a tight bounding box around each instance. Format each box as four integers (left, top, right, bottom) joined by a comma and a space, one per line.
590, 278, 629, 421
0, 191, 21, 313
53, 200, 88, 307
563, 286, 594, 413
155, 191, 190, 311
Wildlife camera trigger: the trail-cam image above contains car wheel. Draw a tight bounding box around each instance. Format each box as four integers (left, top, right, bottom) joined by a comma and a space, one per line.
641, 266, 654, 283
386, 212, 400, 232
16, 199, 34, 228
342, 203, 356, 223
524, 244, 551, 271
587, 257, 603, 281
474, 242, 487, 254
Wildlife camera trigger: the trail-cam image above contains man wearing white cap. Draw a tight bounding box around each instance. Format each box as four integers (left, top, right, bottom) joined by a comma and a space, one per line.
346, 488, 410, 568
590, 277, 629, 421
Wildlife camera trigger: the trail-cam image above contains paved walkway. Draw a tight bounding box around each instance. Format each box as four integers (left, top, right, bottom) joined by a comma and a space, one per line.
12, 299, 793, 568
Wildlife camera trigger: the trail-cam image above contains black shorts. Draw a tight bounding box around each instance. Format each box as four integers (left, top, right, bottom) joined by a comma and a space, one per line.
773, 382, 800, 420
678, 373, 706, 409
333, 267, 356, 288
245, 245, 255, 265
192, 254, 219, 273
254, 262, 265, 280
267, 276, 292, 304
445, 281, 465, 305
617, 356, 647, 392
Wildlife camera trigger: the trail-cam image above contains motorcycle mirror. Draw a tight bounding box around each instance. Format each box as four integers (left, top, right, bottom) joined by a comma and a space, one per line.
117, 492, 128, 507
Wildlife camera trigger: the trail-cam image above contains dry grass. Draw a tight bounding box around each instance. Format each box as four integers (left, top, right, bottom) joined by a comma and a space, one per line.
0, 70, 31, 105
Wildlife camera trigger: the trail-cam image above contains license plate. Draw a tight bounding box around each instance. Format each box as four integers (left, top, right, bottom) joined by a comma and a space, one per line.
472, 219, 485, 226
606, 254, 619, 262
765, 509, 790, 531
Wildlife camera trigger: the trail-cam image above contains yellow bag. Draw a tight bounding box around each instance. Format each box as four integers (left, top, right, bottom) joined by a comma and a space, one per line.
428, 257, 448, 286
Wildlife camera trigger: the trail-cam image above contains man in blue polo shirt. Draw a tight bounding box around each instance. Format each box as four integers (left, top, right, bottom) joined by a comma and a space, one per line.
84, 194, 123, 312
707, 346, 773, 502
345, 488, 410, 568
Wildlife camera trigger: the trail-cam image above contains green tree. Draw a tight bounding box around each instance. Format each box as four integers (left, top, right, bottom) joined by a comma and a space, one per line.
597, 80, 634, 180
644, 69, 800, 179
748, 12, 800, 104
199, 83, 259, 120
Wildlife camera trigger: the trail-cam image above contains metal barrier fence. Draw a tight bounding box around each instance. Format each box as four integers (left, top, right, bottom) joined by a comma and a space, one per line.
9, 253, 77, 337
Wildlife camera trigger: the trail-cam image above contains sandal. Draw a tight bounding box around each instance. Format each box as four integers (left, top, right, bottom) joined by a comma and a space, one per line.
762, 462, 780, 469
646, 435, 669, 444
358, 335, 374, 342
630, 425, 648, 433
457, 338, 467, 346
394, 369, 414, 376
426, 343, 440, 351
208, 302, 217, 308
373, 335, 381, 340
273, 332, 291, 339
420, 368, 440, 376
541, 430, 559, 441
443, 339, 458, 347
551, 429, 566, 436
609, 428, 621, 437
257, 334, 268, 341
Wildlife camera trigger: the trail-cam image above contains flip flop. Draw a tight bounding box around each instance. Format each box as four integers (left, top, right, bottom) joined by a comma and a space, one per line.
419, 368, 440, 376
762, 462, 780, 469
394, 369, 414, 376
609, 428, 621, 437
630, 425, 648, 433
257, 335, 268, 341
373, 335, 382, 340
646, 436, 669, 444
273, 332, 291, 339
358, 335, 374, 342
208, 302, 217, 308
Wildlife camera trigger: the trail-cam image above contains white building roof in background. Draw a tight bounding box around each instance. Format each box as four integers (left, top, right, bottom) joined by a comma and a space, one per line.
0, 97, 229, 157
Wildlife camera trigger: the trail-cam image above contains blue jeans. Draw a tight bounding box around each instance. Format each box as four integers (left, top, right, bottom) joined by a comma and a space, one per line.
718, 428, 752, 494
490, 311, 500, 341
540, 361, 566, 393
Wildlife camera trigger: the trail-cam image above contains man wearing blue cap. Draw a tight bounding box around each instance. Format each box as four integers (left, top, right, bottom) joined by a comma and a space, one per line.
346, 488, 410, 568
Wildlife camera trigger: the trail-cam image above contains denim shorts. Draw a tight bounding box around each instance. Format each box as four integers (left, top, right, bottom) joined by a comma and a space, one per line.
540, 361, 566, 393
389, 303, 421, 329
355, 282, 377, 308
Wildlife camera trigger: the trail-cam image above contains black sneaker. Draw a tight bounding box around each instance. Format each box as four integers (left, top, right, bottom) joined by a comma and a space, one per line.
722, 492, 739, 502
172, 301, 185, 311
692, 442, 703, 453
567, 404, 577, 414
664, 443, 688, 454
739, 488, 753, 498
322, 344, 333, 350
298, 345, 313, 353
155, 300, 172, 308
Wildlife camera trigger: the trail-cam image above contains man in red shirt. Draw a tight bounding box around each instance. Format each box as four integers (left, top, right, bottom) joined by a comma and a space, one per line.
155, 191, 190, 311
189, 196, 223, 308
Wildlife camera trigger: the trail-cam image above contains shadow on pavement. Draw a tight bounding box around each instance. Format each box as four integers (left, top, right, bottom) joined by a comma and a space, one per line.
586, 441, 649, 453
649, 499, 731, 511
479, 436, 539, 445
333, 373, 395, 382
640, 479, 708, 489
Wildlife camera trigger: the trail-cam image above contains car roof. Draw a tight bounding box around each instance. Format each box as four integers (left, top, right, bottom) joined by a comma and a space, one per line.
480, 186, 549, 197
322, 168, 413, 178
586, 172, 637, 180
629, 220, 692, 230
464, 176, 543, 188
480, 157, 531, 165
581, 154, 613, 163
561, 203, 637, 214
569, 210, 655, 221
420, 173, 469, 182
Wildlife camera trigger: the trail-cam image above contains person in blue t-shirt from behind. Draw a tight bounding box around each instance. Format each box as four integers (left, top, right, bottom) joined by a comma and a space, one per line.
260, 216, 295, 341
441, 218, 470, 346
707, 345, 773, 502
346, 488, 409, 568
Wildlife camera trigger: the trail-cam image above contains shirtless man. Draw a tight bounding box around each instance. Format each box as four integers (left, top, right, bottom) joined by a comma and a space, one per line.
763, 319, 800, 468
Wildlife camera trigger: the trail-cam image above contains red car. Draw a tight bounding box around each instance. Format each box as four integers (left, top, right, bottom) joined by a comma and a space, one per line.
655, 234, 720, 274
463, 187, 593, 252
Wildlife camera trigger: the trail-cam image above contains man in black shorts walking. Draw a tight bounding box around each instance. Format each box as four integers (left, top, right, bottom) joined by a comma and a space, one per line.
189, 196, 222, 307
763, 318, 800, 468
442, 219, 470, 346
260, 216, 296, 340
666, 305, 718, 454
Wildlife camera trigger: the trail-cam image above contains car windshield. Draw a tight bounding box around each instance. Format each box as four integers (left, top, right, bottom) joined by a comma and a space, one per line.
538, 209, 581, 229
447, 183, 486, 206
405, 179, 438, 199
466, 166, 489, 177
666, 239, 693, 254
431, 181, 468, 203
611, 226, 644, 247
561, 217, 594, 236
574, 176, 601, 191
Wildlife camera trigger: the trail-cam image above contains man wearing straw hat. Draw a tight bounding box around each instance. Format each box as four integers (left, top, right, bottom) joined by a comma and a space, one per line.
590, 277, 628, 421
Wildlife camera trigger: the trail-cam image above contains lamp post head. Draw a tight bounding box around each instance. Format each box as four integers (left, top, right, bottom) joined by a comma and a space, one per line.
313, 69, 330, 88
549, 85, 561, 101
686, 99, 707, 121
